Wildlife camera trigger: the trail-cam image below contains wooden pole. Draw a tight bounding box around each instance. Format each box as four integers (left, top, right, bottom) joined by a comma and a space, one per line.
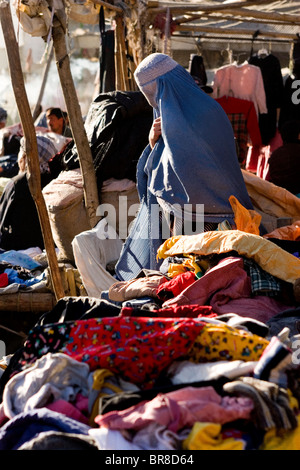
0, 2, 65, 301
173, 8, 300, 27
114, 17, 123, 90
51, 22, 100, 228
175, 24, 298, 40
32, 43, 54, 122
92, 0, 123, 14
216, 8, 300, 25
147, 0, 276, 14
115, 14, 130, 91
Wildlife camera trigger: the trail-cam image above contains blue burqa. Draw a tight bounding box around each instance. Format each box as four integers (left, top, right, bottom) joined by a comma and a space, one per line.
115, 53, 254, 281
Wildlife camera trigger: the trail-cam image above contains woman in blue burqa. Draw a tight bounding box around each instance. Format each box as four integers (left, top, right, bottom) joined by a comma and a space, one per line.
115, 53, 254, 281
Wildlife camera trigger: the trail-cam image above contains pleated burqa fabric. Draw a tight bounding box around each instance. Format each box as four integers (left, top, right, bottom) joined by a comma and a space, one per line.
116, 53, 254, 281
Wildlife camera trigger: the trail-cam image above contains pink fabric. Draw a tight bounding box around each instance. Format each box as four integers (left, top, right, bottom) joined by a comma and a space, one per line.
246, 145, 262, 173
95, 386, 254, 432
163, 257, 248, 307
212, 64, 267, 115
46, 399, 89, 425
162, 257, 291, 323
0, 403, 9, 427
74, 393, 89, 415
209, 291, 291, 323
246, 129, 283, 175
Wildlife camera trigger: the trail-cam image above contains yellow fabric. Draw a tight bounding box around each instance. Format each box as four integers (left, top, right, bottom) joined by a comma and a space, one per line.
188, 323, 269, 363
156, 235, 182, 261
167, 264, 188, 277
89, 369, 123, 427
157, 230, 300, 284
242, 169, 300, 218
229, 195, 261, 235
183, 422, 245, 450
161, 250, 209, 278
260, 415, 300, 450
92, 369, 115, 390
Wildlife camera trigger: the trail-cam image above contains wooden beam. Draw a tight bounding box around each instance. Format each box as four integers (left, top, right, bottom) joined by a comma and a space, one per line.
148, 0, 276, 14
32, 43, 54, 122
114, 18, 124, 89
52, 22, 100, 229
91, 0, 123, 13
211, 7, 300, 25
115, 14, 130, 90
0, 293, 56, 312
174, 9, 300, 26
174, 14, 297, 27
0, 3, 65, 302
175, 24, 298, 40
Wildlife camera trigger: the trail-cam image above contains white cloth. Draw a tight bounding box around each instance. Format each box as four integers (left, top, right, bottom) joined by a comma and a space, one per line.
72, 217, 123, 296
3, 353, 90, 419
88, 428, 142, 451
132, 422, 190, 450
167, 360, 257, 385
101, 178, 136, 193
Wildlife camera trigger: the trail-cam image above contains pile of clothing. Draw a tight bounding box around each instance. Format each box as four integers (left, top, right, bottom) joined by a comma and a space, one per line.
0, 227, 299, 450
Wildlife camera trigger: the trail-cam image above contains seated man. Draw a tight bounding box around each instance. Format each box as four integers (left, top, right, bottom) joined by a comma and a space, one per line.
0, 108, 7, 130
268, 120, 300, 196
46, 107, 72, 137
0, 135, 58, 250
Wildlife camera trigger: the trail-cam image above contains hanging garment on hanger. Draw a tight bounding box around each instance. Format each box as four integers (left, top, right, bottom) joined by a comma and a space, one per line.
212, 63, 267, 116
278, 63, 300, 130
189, 55, 208, 85
98, 6, 115, 93
257, 48, 269, 58
292, 34, 300, 64
215, 96, 262, 167
248, 53, 284, 145
188, 54, 213, 93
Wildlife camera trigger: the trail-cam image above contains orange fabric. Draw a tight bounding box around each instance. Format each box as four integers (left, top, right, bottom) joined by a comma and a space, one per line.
229, 195, 261, 235
264, 220, 300, 241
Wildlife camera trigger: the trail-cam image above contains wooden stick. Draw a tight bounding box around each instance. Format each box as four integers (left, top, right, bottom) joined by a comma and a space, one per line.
148, 0, 274, 14
51, 23, 100, 228
0, 3, 65, 302
203, 8, 300, 25
32, 43, 54, 122
115, 14, 130, 91
92, 0, 123, 13
174, 12, 300, 26
175, 24, 298, 40
114, 19, 124, 90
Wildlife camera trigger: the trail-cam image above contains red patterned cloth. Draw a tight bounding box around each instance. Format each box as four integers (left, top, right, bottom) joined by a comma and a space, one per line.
121, 304, 217, 319
18, 316, 207, 389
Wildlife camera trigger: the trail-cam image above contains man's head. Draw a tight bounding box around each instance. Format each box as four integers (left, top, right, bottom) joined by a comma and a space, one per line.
280, 120, 300, 144
0, 107, 7, 130
46, 107, 67, 135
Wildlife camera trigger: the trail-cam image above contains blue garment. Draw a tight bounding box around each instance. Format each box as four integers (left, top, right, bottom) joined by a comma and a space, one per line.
0, 408, 90, 450
115, 54, 254, 281
0, 250, 41, 270
4, 268, 44, 287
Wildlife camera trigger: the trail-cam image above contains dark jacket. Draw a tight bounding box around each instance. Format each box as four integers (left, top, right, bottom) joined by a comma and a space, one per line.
62, 91, 153, 195
268, 142, 300, 194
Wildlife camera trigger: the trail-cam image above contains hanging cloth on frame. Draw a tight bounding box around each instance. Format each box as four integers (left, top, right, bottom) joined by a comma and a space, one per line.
98, 6, 115, 94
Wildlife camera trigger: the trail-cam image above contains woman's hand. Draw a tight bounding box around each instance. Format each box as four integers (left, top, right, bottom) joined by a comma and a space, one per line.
149, 117, 161, 149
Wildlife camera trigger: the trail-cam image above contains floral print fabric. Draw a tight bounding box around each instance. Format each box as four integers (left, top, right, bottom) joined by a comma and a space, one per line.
18, 316, 207, 388
188, 323, 269, 363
